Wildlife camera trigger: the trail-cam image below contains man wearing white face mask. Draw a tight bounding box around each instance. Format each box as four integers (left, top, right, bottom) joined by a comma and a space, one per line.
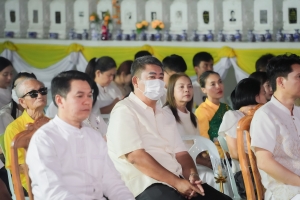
107, 56, 232, 200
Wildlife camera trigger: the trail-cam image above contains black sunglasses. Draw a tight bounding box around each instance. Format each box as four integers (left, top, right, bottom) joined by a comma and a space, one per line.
22, 87, 48, 98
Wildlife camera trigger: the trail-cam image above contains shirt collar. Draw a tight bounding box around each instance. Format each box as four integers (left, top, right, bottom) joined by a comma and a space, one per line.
270, 96, 293, 115
129, 92, 163, 113
53, 115, 83, 132
204, 98, 219, 110
97, 83, 107, 93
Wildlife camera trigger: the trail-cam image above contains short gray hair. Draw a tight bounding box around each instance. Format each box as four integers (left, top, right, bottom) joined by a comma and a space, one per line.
15, 78, 44, 98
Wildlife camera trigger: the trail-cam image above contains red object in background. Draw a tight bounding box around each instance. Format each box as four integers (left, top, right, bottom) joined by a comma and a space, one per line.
101, 25, 108, 40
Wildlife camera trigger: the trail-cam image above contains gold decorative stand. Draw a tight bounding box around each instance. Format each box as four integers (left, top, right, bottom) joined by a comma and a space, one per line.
214, 165, 227, 193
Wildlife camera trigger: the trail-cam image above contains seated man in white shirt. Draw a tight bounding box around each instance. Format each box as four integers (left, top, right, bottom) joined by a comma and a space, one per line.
251, 54, 300, 200
26, 70, 134, 200
192, 52, 214, 107
107, 56, 232, 200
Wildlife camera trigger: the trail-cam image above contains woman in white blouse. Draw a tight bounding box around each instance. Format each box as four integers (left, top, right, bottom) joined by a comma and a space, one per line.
0, 57, 14, 109
85, 56, 123, 114
219, 78, 267, 164
163, 73, 217, 188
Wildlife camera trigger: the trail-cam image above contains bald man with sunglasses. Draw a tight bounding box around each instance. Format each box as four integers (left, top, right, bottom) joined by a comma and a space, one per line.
4, 78, 48, 192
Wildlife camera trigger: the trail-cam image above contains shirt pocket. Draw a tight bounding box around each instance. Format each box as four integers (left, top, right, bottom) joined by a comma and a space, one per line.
89, 155, 105, 181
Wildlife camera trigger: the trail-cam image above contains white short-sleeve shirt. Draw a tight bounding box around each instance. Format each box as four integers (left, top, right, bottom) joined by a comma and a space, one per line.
95, 82, 123, 110
250, 96, 300, 200
107, 92, 187, 197
219, 110, 244, 139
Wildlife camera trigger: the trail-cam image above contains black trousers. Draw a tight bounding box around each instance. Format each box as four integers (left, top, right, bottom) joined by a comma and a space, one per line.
136, 183, 232, 200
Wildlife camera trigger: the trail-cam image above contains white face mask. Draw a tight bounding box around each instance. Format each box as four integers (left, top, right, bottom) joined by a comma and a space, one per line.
139, 79, 165, 100
11, 89, 19, 103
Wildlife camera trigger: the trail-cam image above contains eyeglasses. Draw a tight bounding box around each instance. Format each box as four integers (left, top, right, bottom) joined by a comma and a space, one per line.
22, 87, 48, 98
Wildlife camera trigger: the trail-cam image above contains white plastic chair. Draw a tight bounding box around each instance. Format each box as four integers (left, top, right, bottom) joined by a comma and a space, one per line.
182, 135, 233, 197
182, 135, 220, 168
218, 135, 243, 200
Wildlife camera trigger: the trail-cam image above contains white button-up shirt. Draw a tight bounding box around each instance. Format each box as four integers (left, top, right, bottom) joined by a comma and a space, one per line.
251, 96, 300, 200
26, 116, 134, 200
107, 92, 187, 197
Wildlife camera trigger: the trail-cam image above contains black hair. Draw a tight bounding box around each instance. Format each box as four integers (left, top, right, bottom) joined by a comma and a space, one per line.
134, 51, 151, 60
267, 54, 300, 92
0, 57, 13, 71
255, 54, 275, 72
116, 60, 133, 76
131, 56, 163, 77
85, 56, 117, 80
231, 78, 261, 110
162, 54, 187, 73
91, 81, 99, 107
192, 52, 213, 67
199, 71, 219, 88
249, 71, 268, 85
51, 70, 94, 107
11, 72, 37, 119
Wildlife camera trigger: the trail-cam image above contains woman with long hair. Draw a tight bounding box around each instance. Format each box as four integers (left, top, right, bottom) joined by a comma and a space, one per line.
194, 71, 231, 158
163, 73, 217, 189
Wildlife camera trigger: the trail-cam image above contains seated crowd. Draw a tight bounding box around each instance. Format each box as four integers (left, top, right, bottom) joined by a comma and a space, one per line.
0, 51, 299, 200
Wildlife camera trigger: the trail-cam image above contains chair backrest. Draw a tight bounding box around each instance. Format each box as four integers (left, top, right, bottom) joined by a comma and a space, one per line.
236, 104, 264, 200
182, 135, 220, 171
10, 116, 49, 200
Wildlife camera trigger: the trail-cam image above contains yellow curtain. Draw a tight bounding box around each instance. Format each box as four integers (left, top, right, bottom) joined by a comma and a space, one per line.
235, 49, 300, 74
16, 44, 69, 69
1, 41, 300, 76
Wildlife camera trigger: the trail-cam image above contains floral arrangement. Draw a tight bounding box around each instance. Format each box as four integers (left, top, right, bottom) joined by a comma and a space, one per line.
136, 20, 149, 33
89, 12, 100, 23
103, 10, 112, 27
151, 20, 165, 31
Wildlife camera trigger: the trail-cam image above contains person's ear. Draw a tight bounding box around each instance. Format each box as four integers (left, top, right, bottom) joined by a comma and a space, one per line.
55, 95, 64, 109
19, 98, 27, 109
276, 77, 285, 89
201, 87, 207, 94
95, 70, 101, 78
132, 76, 138, 88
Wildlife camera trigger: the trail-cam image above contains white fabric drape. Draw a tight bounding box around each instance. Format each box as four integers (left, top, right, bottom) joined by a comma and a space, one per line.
214, 57, 248, 82
0, 49, 88, 88
0, 48, 249, 86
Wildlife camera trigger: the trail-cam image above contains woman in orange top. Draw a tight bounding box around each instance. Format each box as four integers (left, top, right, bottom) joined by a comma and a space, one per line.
194, 71, 231, 158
